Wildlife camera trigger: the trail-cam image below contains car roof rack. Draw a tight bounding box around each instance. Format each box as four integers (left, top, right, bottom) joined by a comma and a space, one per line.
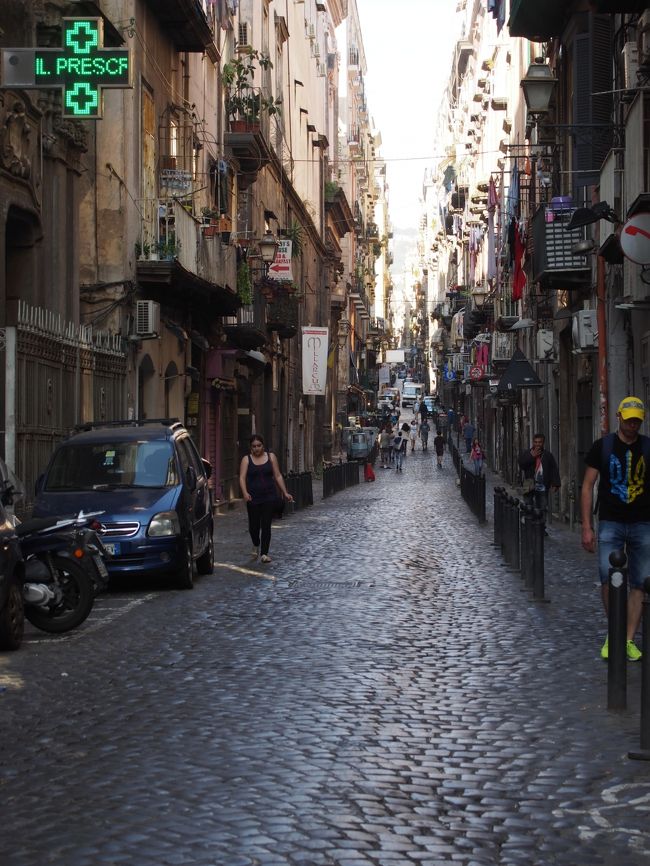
74, 418, 182, 433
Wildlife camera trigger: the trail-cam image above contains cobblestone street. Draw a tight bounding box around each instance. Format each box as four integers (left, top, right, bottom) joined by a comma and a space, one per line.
2, 448, 650, 865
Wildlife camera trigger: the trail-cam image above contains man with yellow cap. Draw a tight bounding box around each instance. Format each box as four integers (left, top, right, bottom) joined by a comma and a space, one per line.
581, 396, 649, 661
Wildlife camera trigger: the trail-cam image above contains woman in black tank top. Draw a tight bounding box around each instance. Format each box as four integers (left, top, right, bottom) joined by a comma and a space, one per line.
239, 434, 293, 563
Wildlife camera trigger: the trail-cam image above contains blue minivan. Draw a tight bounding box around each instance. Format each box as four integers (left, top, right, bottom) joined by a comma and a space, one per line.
32, 420, 214, 589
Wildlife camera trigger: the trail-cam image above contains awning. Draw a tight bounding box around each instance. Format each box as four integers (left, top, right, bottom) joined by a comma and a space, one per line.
508, 0, 567, 40
496, 348, 543, 393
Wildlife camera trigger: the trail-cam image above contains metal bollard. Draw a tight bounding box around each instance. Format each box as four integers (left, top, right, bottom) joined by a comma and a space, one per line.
531, 507, 548, 602
493, 487, 503, 549
477, 472, 486, 525
502, 494, 512, 564
510, 497, 521, 573
607, 549, 628, 712
629, 576, 650, 760
504, 495, 516, 566
519, 502, 531, 589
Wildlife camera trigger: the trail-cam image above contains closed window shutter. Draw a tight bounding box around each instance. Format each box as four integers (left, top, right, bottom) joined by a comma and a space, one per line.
572, 16, 614, 185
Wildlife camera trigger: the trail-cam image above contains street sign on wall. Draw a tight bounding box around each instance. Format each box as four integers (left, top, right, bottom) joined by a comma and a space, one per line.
0, 18, 131, 118
268, 240, 294, 281
620, 212, 650, 265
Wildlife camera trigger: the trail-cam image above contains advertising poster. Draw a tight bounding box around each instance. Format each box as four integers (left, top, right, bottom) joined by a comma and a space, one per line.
301, 326, 329, 395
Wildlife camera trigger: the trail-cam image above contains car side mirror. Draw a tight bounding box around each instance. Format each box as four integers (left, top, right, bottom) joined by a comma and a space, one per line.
201, 458, 212, 479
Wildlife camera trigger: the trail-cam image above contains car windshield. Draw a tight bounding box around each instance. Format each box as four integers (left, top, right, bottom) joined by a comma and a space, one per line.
45, 440, 179, 491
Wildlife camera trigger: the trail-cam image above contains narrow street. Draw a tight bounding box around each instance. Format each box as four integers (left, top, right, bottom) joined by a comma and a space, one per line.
2, 448, 650, 866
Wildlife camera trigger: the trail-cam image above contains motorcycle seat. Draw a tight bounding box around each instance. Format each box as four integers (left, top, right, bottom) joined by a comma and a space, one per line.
15, 516, 67, 537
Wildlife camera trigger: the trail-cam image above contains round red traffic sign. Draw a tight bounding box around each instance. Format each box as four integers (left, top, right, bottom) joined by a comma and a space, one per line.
469, 366, 483, 381
621, 213, 650, 265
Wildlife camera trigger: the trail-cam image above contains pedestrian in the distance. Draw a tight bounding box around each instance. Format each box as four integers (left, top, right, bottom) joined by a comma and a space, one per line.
470, 438, 484, 475
581, 396, 649, 662
239, 434, 293, 564
420, 417, 430, 452
518, 431, 560, 524
394, 425, 408, 472
409, 418, 418, 452
463, 418, 475, 454
379, 426, 391, 469
434, 430, 445, 469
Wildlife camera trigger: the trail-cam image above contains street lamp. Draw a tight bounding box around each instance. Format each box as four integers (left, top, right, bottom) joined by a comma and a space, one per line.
520, 59, 556, 119
258, 232, 279, 271
472, 285, 489, 308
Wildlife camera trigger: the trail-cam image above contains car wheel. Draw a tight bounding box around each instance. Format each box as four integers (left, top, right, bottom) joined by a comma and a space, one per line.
175, 540, 194, 590
196, 529, 214, 576
0, 579, 25, 651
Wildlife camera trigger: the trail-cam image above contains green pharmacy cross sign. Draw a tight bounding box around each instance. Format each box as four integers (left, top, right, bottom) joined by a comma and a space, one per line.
0, 18, 131, 118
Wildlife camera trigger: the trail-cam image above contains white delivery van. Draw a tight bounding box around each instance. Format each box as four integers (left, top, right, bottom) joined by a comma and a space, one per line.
401, 381, 424, 409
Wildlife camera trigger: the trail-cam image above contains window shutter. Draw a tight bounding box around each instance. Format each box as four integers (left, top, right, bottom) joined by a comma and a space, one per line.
572, 16, 614, 186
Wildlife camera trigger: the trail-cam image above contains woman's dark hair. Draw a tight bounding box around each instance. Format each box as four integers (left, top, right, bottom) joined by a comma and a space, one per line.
249, 434, 265, 447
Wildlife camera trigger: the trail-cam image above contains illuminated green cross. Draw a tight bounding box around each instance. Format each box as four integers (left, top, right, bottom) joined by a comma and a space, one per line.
33, 18, 130, 118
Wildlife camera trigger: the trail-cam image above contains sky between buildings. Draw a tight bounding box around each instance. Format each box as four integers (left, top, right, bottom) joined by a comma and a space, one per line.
356, 0, 461, 232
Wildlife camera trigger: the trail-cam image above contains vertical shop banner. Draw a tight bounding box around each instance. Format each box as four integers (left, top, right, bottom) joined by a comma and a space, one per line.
302, 326, 329, 395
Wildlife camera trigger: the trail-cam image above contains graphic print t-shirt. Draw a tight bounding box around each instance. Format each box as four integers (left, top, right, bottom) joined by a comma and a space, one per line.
585, 435, 650, 522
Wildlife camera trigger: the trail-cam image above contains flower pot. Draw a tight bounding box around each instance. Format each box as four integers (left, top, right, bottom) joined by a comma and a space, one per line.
148, 252, 159, 261
229, 119, 260, 134
202, 226, 219, 238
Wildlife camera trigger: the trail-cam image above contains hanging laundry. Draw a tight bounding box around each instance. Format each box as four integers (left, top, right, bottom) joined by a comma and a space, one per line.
487, 176, 498, 281
512, 221, 527, 301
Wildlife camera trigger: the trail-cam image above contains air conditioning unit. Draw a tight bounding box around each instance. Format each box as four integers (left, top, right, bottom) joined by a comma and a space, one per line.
536, 328, 557, 362
572, 309, 598, 350
136, 300, 160, 337
622, 41, 639, 89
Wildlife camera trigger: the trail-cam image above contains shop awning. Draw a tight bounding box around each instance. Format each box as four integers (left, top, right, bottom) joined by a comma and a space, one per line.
496, 348, 543, 393
508, 0, 567, 40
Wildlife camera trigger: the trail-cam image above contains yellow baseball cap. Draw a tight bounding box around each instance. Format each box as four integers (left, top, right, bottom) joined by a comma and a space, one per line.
618, 396, 645, 420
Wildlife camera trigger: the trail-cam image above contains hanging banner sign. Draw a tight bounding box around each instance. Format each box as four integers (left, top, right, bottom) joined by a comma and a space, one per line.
302, 326, 329, 396
268, 240, 293, 281
0, 18, 131, 118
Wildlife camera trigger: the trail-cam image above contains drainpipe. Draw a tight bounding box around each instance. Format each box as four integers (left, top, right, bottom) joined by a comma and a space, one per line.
597, 254, 609, 435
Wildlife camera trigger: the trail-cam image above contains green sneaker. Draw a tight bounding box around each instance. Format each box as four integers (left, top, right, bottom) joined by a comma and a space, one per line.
601, 636, 609, 660
627, 640, 642, 662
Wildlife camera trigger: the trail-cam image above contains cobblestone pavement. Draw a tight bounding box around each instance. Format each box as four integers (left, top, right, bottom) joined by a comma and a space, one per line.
1, 447, 650, 866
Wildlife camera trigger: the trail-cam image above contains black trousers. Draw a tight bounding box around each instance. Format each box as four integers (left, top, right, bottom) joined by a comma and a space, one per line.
247, 501, 276, 555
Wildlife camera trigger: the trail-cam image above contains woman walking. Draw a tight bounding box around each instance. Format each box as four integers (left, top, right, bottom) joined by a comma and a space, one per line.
470, 437, 484, 476
239, 435, 293, 563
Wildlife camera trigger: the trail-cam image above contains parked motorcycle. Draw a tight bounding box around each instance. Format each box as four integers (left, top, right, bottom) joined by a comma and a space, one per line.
0, 458, 110, 647
12, 511, 110, 634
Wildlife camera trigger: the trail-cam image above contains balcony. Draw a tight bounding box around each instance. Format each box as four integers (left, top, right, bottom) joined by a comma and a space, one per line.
221, 298, 268, 350
266, 293, 299, 340
136, 201, 238, 315
507, 0, 568, 41
225, 99, 273, 190
150, 0, 217, 59
530, 206, 592, 289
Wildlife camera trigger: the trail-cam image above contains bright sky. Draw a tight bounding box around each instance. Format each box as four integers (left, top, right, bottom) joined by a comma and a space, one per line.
356, 0, 460, 231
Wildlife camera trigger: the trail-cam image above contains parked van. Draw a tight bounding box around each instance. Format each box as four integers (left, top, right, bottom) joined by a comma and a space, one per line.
401, 382, 424, 409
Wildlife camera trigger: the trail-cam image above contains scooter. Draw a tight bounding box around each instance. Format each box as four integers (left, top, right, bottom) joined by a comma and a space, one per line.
0, 457, 109, 641
12, 510, 110, 634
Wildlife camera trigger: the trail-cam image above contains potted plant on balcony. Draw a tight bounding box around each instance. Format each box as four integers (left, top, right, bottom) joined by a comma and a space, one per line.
237, 260, 253, 305
223, 49, 281, 133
